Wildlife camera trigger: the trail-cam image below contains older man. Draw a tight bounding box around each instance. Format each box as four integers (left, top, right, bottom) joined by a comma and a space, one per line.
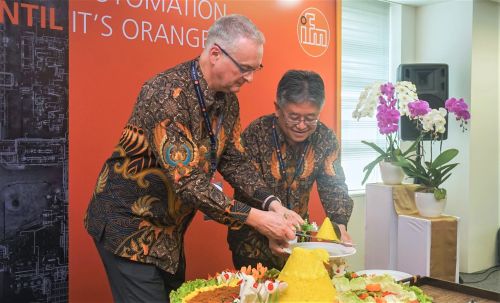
84, 15, 302, 303
228, 70, 354, 270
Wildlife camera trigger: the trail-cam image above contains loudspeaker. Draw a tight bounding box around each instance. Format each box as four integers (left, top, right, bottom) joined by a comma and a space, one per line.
397, 64, 448, 141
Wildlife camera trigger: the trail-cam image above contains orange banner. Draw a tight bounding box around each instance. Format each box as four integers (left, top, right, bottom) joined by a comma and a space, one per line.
69, 1, 339, 301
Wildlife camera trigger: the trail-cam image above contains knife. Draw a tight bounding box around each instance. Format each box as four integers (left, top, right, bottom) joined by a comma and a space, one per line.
295, 232, 355, 247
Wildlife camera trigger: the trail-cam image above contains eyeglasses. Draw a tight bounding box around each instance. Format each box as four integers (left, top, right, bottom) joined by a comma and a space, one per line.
214, 43, 263, 75
280, 109, 319, 126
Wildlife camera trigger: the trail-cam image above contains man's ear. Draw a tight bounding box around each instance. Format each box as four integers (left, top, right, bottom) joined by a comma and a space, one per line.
208, 44, 222, 64
274, 102, 280, 116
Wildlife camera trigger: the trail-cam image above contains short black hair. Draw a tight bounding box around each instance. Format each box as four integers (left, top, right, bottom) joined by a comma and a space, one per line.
276, 70, 325, 108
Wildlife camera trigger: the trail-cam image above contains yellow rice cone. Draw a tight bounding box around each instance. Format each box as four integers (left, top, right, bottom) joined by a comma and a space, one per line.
277, 247, 336, 302
316, 217, 339, 241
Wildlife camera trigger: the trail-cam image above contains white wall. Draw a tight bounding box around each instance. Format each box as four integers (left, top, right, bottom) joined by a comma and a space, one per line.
469, 0, 499, 270
389, 4, 416, 80
348, 0, 500, 273
344, 194, 365, 271
414, 0, 474, 272
498, 2, 500, 242
400, 0, 499, 272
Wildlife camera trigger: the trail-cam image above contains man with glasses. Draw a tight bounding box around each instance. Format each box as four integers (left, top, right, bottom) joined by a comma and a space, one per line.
228, 70, 354, 270
85, 15, 302, 302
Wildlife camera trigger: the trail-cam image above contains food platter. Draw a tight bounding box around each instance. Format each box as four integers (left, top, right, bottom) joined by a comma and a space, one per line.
285, 241, 356, 259
356, 269, 412, 281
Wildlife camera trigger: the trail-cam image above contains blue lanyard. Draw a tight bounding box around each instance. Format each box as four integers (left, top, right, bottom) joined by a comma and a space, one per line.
271, 116, 310, 209
190, 60, 222, 175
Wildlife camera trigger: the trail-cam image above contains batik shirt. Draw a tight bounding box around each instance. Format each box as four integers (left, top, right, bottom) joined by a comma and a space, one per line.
85, 59, 273, 274
227, 114, 353, 269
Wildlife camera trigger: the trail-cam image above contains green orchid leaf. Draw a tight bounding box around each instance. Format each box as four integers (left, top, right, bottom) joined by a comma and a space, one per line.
438, 163, 459, 176
414, 173, 431, 183
393, 149, 403, 157
395, 155, 431, 182
439, 163, 459, 170
414, 159, 428, 176
428, 168, 440, 182
431, 149, 459, 169
429, 161, 458, 187
402, 139, 420, 157
361, 140, 387, 156
440, 173, 453, 184
361, 171, 371, 185
407, 158, 419, 167
400, 165, 421, 178
361, 155, 385, 184
392, 160, 409, 168
400, 166, 414, 177
394, 155, 413, 168
401, 166, 431, 182
362, 155, 385, 172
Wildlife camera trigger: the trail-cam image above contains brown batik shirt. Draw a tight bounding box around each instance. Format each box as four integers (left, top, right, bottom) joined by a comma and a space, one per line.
85, 59, 274, 274
227, 114, 353, 269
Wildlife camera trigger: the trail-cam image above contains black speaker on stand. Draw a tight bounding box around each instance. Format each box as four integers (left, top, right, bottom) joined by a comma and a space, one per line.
397, 64, 449, 184
397, 64, 449, 140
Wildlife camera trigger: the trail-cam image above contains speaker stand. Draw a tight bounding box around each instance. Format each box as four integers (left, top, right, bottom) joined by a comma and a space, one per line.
414, 140, 422, 185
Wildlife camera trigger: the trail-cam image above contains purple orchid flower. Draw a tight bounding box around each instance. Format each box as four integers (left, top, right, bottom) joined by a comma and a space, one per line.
408, 100, 431, 118
376, 103, 400, 134
380, 82, 395, 99
445, 97, 471, 121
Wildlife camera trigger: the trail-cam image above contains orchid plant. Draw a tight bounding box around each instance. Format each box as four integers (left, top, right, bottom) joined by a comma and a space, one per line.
353, 81, 419, 184
394, 97, 471, 200
354, 81, 471, 195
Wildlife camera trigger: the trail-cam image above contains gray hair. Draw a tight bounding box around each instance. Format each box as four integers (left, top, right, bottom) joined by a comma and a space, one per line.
205, 14, 265, 53
276, 70, 325, 108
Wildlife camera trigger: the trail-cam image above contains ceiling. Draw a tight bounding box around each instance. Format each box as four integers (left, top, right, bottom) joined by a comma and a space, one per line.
393, 0, 500, 6
390, 0, 449, 7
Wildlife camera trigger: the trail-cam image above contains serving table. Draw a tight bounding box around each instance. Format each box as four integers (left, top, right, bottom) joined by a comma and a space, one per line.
413, 277, 500, 302
365, 183, 459, 282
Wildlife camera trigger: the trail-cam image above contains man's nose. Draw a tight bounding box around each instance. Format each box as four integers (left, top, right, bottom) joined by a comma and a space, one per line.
295, 120, 308, 129
242, 71, 254, 83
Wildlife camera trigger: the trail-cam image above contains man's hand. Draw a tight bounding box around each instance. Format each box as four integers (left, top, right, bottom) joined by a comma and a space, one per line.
246, 208, 296, 241
268, 200, 304, 229
268, 238, 290, 255
338, 224, 353, 244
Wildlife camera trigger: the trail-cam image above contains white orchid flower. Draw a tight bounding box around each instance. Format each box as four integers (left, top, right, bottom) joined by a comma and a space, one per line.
421, 108, 447, 135
352, 82, 382, 119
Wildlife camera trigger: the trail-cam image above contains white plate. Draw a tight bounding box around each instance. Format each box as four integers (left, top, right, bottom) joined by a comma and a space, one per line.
356, 269, 412, 281
284, 241, 356, 259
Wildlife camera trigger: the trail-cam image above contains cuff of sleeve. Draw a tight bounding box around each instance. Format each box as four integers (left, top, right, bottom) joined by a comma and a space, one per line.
226, 199, 251, 223
253, 188, 281, 211
253, 188, 273, 202
262, 195, 281, 211
334, 217, 348, 228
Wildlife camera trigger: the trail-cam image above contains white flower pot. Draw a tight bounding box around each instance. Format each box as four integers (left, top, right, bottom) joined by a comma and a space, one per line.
415, 192, 446, 217
379, 162, 404, 185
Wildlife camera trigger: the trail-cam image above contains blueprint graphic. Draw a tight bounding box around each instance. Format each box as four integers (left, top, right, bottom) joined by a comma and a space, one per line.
0, 1, 68, 302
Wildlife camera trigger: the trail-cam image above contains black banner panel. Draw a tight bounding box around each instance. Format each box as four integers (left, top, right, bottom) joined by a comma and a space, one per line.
0, 1, 68, 302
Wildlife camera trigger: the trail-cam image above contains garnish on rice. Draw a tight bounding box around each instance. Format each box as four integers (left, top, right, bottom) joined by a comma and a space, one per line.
300, 219, 318, 233
297, 219, 319, 242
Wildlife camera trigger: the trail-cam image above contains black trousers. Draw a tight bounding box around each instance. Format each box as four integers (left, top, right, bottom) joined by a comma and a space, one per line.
95, 240, 185, 303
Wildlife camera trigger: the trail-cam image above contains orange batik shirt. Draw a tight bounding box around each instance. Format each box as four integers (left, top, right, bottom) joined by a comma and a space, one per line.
85, 59, 274, 274
228, 115, 353, 269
